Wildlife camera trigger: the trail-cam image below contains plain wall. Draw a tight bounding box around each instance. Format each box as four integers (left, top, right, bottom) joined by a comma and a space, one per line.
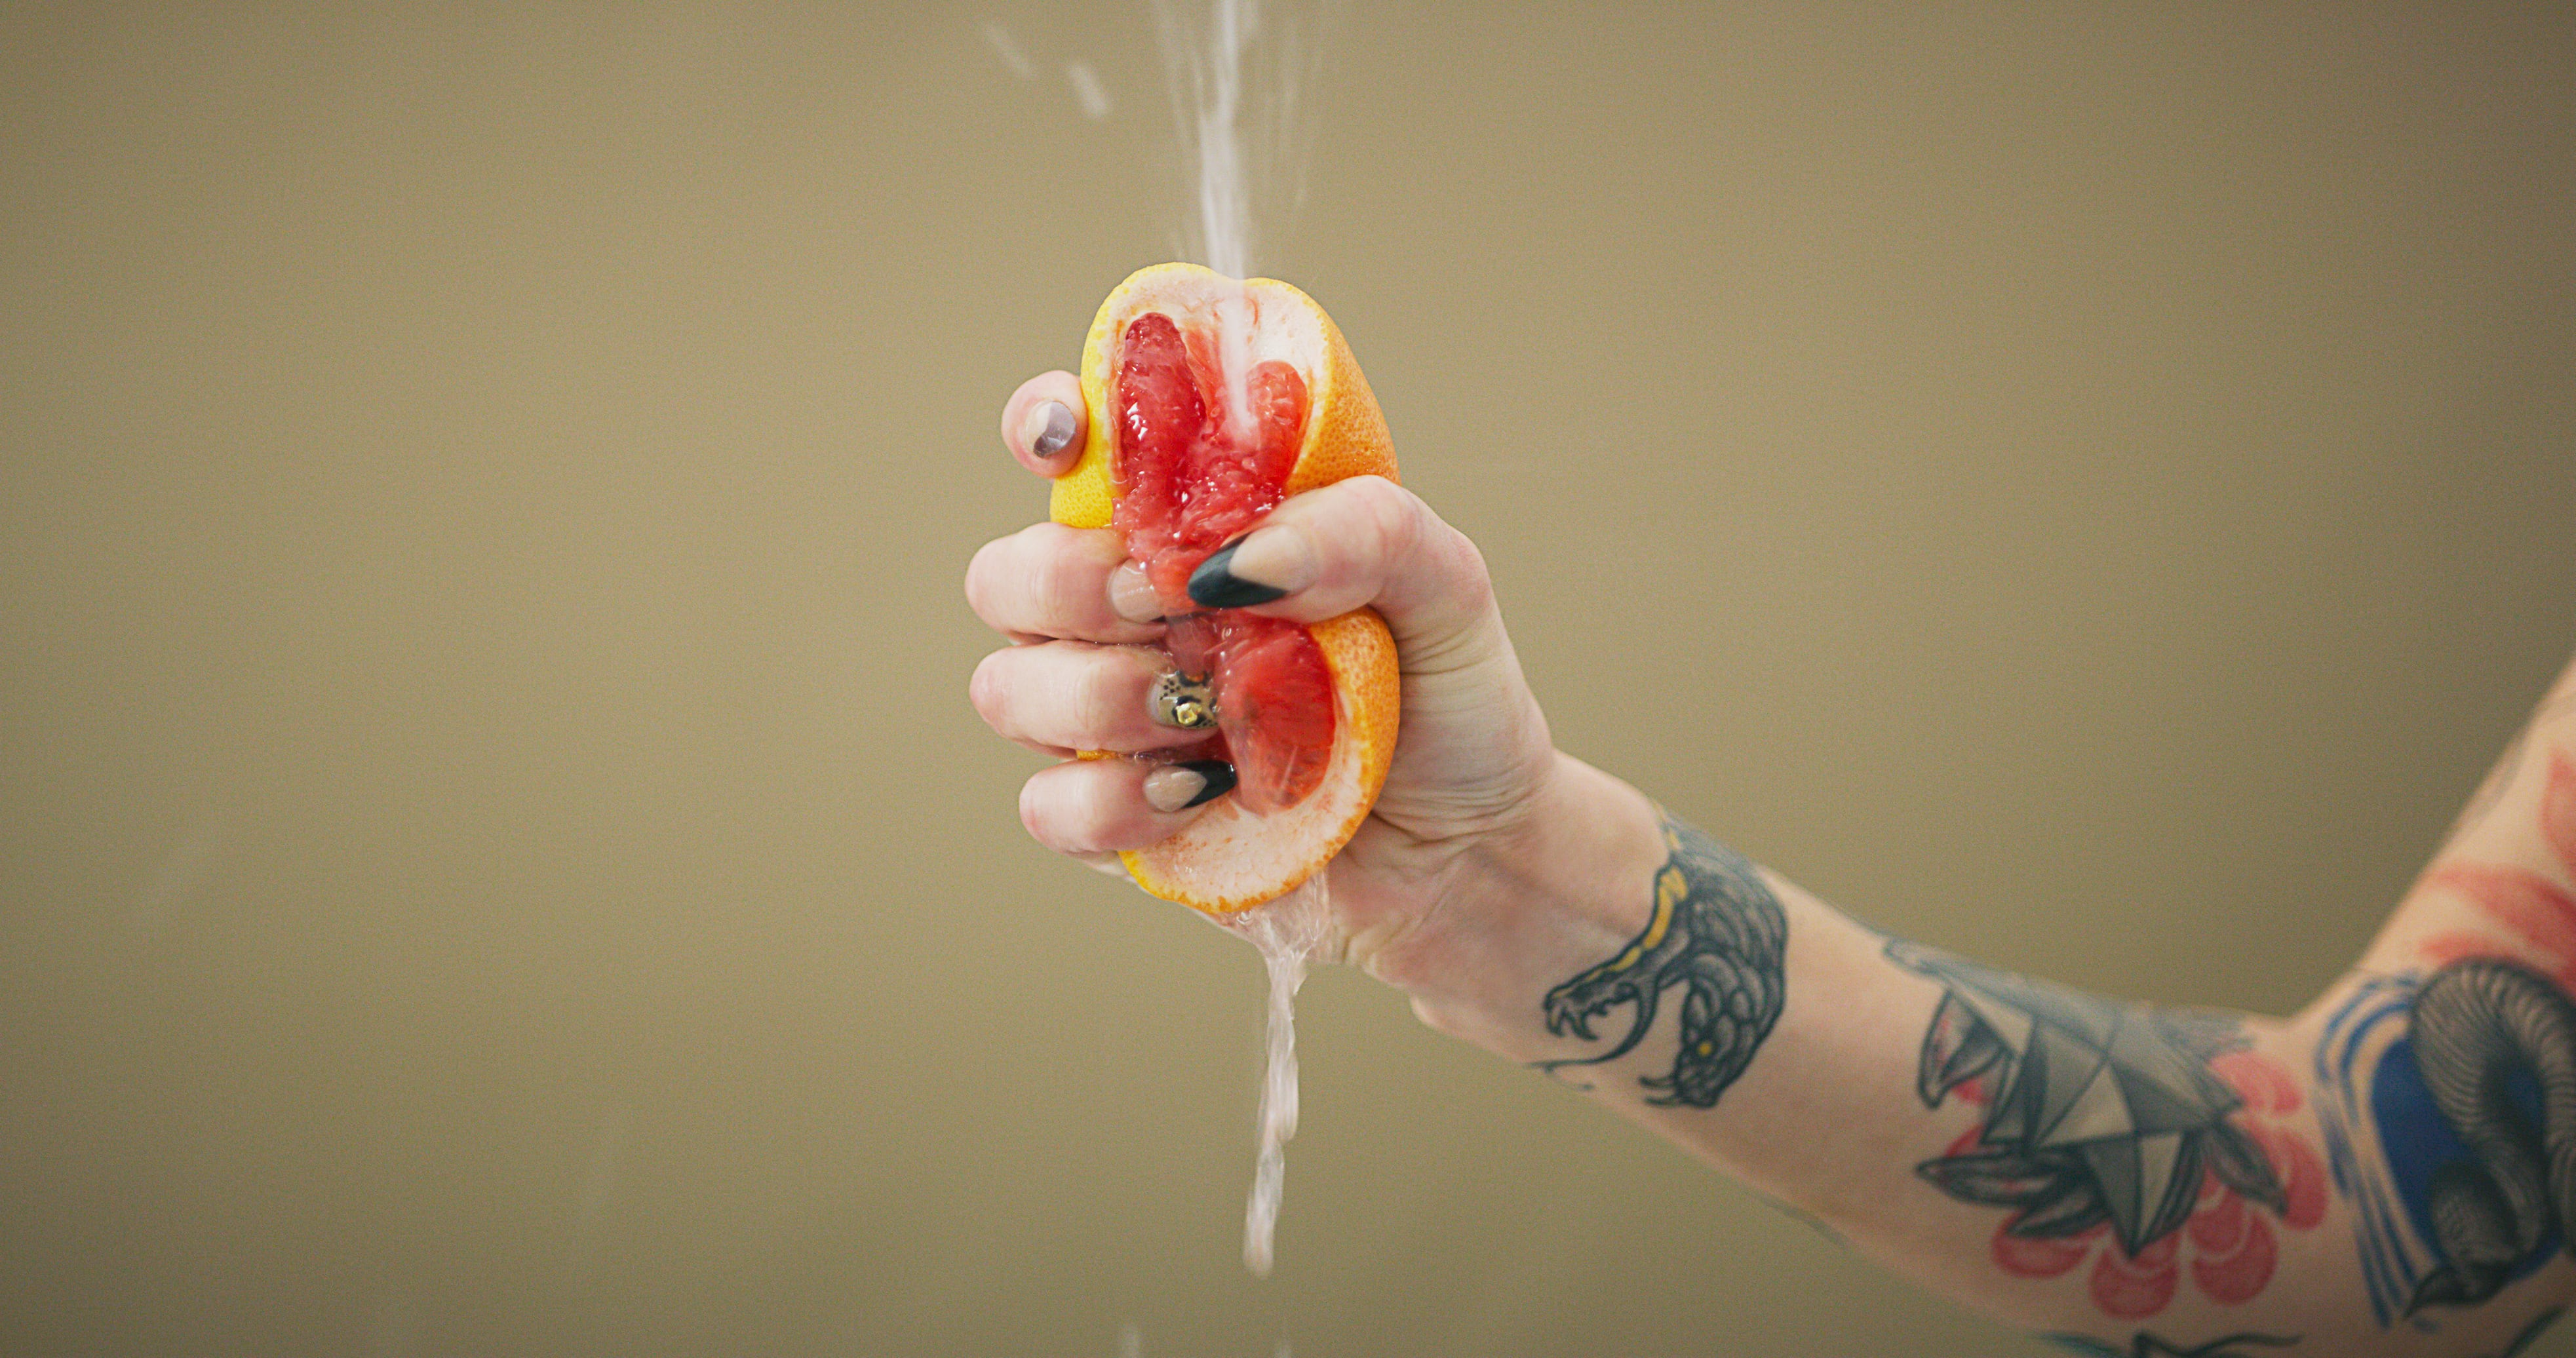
5, 3, 2573, 1355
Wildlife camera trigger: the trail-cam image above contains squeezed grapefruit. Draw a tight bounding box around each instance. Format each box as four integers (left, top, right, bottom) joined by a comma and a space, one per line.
1051, 263, 1399, 914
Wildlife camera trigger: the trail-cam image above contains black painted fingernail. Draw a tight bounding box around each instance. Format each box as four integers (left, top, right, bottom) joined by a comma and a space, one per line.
1175, 759, 1236, 807
1032, 401, 1076, 459
1187, 537, 1288, 608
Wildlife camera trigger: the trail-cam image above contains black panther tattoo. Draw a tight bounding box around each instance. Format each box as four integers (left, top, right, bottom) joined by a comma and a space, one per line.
1537, 813, 1787, 1108
1889, 941, 2286, 1256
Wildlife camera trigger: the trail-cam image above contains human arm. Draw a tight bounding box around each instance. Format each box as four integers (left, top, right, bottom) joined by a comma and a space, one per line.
967, 371, 2576, 1355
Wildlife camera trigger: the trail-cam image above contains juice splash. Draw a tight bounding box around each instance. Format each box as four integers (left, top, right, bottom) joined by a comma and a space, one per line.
1219, 872, 1335, 1276
1156, 0, 1257, 281
1153, 0, 1323, 286
1112, 288, 1336, 1271
1153, 0, 1343, 1278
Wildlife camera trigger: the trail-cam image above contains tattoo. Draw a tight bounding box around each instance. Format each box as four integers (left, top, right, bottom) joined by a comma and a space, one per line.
1891, 941, 2326, 1317
2417, 746, 2576, 996
1536, 813, 1787, 1108
2444, 693, 2576, 847
2042, 1332, 2296, 1358
2404, 961, 2576, 1313
2322, 745, 2576, 1324
2314, 971, 2437, 1327
2326, 961, 2576, 1318
1894, 942, 2286, 1250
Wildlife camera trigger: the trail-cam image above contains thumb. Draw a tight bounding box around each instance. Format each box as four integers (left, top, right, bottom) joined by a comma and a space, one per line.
1187, 475, 1555, 842
1181, 476, 1505, 674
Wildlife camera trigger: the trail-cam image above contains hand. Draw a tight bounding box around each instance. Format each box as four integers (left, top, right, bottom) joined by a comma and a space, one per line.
966, 371, 1564, 979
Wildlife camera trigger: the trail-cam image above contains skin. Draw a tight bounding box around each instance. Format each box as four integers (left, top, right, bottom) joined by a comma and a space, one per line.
967, 370, 2576, 1353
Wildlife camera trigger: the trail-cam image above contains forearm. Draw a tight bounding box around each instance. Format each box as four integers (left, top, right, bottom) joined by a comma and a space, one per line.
973, 348, 2576, 1353
2352, 651, 2576, 980
1368, 754, 2553, 1355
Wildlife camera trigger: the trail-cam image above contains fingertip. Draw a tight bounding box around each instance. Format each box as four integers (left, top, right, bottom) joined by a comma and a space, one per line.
1019, 757, 1213, 855
1184, 529, 1306, 610
1002, 371, 1087, 478
1142, 760, 1236, 813
1107, 562, 1167, 625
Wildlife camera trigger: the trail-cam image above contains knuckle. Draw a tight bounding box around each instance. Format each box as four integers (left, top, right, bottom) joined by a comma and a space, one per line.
1356, 476, 1427, 573
1295, 475, 1416, 586
1033, 536, 1099, 629
1340, 474, 1413, 544
1072, 651, 1141, 739
1333, 476, 1487, 606
1439, 522, 1496, 613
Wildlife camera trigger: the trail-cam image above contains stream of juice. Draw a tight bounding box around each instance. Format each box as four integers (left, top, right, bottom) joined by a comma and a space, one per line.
1156, 0, 1337, 1279
1220, 872, 1334, 1277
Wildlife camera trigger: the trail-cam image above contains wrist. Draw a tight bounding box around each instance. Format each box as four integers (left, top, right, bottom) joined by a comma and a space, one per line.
1358, 752, 1669, 1061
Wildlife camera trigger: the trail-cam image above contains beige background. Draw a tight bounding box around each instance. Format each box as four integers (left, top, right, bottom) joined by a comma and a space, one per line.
5, 3, 2574, 1355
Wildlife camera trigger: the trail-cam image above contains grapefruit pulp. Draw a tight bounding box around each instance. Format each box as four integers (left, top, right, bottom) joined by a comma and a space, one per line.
1112, 310, 1332, 815
1050, 263, 1399, 914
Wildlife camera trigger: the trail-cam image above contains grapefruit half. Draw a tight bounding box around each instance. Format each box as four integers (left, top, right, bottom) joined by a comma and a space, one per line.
1051, 263, 1399, 914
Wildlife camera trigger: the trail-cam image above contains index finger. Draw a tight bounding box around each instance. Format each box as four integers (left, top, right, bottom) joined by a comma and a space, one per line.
1000, 371, 1087, 478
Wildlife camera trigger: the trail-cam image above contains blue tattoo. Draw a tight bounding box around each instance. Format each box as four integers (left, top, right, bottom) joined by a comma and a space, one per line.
2319, 962, 2576, 1327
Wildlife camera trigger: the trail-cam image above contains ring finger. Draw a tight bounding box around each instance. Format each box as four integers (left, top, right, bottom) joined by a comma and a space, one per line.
969, 640, 1214, 755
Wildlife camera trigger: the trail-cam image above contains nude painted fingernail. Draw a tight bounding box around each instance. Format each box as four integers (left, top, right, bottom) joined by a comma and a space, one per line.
1143, 760, 1236, 813
1186, 527, 1315, 609
1028, 400, 1076, 459
1108, 562, 1164, 624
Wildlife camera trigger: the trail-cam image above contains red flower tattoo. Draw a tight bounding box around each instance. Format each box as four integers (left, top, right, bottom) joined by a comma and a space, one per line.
1890, 941, 2328, 1321
1972, 1050, 2326, 1317
2419, 749, 2576, 985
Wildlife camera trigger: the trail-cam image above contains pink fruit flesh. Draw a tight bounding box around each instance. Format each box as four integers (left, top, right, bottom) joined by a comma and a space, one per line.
1112, 311, 1331, 813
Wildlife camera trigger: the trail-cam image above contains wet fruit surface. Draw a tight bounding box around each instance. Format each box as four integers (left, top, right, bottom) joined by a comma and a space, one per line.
1114, 311, 1331, 813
